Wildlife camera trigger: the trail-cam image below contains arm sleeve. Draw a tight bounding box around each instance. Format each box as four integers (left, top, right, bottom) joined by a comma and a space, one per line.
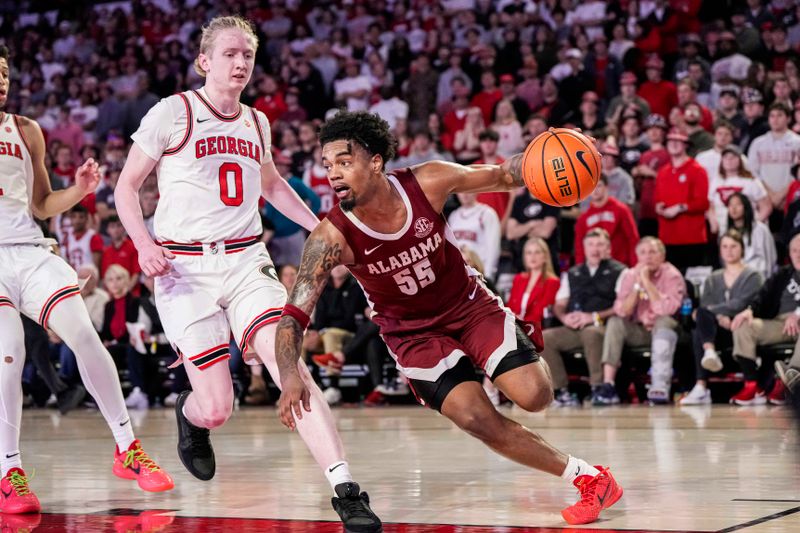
130, 96, 182, 161
90, 234, 104, 253
686, 166, 710, 213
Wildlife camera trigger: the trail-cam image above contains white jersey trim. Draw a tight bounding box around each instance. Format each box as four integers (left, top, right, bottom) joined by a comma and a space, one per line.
343, 175, 413, 240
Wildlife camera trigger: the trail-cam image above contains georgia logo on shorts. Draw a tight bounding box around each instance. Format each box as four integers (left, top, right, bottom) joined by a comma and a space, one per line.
259, 264, 278, 281
414, 217, 433, 238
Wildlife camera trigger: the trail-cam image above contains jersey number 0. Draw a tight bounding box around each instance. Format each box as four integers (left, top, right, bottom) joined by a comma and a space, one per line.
219, 162, 243, 206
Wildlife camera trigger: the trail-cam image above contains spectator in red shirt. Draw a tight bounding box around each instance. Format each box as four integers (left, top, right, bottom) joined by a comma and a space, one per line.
471, 71, 503, 125
101, 216, 141, 293
253, 75, 287, 125
634, 114, 671, 236
637, 55, 678, 118
654, 129, 711, 272
507, 237, 561, 324
473, 130, 511, 226
574, 174, 640, 267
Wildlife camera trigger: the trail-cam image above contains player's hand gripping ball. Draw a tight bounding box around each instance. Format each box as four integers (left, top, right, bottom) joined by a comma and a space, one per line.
521, 128, 601, 207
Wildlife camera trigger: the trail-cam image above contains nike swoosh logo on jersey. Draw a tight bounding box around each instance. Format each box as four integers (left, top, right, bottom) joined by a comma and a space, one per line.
468, 285, 478, 300
525, 324, 536, 337
575, 150, 593, 177
364, 244, 383, 255
197, 117, 211, 123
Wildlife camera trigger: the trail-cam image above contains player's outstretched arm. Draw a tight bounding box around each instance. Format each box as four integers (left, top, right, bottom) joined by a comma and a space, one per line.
115, 143, 175, 277
261, 158, 319, 232
275, 219, 350, 429
23, 116, 99, 218
411, 154, 524, 211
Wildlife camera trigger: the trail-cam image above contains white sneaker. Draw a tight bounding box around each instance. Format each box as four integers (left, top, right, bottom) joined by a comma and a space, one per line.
701, 349, 723, 373
45, 394, 58, 407
680, 384, 711, 405
124, 387, 149, 410
323, 387, 342, 405
375, 378, 410, 396
163, 392, 179, 407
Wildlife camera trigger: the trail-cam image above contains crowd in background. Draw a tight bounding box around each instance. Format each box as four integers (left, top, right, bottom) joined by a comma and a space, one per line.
3, 0, 800, 410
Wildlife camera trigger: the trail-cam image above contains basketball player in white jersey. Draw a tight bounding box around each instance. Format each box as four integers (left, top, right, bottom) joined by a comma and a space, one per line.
0, 46, 173, 515
114, 17, 381, 531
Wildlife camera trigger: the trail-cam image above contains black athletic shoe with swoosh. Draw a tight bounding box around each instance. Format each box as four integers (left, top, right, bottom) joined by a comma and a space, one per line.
331, 482, 383, 533
175, 391, 216, 480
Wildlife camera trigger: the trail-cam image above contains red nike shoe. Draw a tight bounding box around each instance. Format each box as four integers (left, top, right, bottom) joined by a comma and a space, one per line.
113, 440, 174, 492
561, 466, 623, 525
0, 468, 40, 514
312, 353, 344, 374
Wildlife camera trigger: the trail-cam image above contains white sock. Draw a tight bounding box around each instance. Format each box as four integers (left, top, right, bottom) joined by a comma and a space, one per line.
1, 451, 22, 476
325, 461, 354, 492
703, 348, 718, 360
112, 418, 136, 451
561, 456, 600, 484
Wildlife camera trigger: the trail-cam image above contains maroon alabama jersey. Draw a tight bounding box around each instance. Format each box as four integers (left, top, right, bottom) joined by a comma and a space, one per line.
326, 168, 474, 330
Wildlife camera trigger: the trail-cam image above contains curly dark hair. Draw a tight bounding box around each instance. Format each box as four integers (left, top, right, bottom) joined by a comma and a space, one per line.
318, 110, 397, 169
0, 45, 8, 61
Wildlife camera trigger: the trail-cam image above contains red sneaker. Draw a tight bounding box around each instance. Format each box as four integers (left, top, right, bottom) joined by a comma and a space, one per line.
0, 468, 40, 514
768, 380, 786, 405
312, 353, 344, 374
730, 381, 767, 406
561, 466, 623, 525
364, 389, 386, 406
113, 440, 174, 492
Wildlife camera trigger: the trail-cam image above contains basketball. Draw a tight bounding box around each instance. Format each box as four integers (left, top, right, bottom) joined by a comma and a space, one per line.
521, 128, 601, 207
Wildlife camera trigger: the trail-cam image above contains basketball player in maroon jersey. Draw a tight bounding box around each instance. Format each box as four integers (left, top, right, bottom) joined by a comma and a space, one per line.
275, 111, 623, 525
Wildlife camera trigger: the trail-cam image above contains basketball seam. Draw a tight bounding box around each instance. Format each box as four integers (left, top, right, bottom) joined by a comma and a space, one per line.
539, 133, 563, 207
570, 132, 601, 184
551, 131, 581, 204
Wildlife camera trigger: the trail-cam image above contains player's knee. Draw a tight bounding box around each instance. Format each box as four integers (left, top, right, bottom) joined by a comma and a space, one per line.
196, 398, 233, 428
516, 383, 553, 413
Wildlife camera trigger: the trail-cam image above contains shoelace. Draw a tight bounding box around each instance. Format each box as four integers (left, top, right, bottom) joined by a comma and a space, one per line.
189, 426, 212, 457
124, 446, 162, 472
576, 468, 608, 505
7, 471, 32, 496
339, 494, 373, 518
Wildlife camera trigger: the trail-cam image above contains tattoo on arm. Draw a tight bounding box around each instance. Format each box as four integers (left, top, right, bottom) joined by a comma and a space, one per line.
274, 237, 342, 379
505, 153, 525, 187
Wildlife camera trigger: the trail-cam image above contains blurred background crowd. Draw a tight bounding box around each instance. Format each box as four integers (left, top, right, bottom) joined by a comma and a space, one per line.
2, 0, 800, 412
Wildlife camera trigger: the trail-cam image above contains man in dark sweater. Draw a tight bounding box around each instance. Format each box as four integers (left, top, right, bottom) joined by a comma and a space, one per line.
732, 232, 800, 402
542, 229, 626, 406
306, 265, 368, 405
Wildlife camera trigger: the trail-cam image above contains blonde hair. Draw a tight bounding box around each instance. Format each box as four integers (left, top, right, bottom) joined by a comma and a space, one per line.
460, 245, 486, 275
523, 237, 556, 279
636, 236, 666, 256
194, 15, 259, 77
104, 263, 131, 289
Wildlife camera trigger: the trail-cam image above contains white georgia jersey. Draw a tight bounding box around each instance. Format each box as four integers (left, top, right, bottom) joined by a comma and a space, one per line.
446, 202, 501, 280
60, 228, 103, 271
0, 113, 52, 246
132, 87, 272, 243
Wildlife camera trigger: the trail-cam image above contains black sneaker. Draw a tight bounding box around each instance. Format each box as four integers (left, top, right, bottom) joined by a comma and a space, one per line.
331, 482, 382, 533
175, 391, 215, 480
591, 383, 620, 406
56, 384, 85, 415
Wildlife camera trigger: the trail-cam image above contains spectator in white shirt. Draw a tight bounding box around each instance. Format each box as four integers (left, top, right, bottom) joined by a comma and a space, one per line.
369, 86, 409, 131
708, 144, 771, 235
448, 192, 501, 280
747, 102, 800, 209
334, 58, 372, 111
695, 121, 735, 183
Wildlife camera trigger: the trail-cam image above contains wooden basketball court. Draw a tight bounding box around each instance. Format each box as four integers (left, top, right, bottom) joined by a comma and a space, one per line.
10, 404, 799, 532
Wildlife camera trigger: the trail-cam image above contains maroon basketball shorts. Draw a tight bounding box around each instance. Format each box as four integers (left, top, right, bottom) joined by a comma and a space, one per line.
378, 277, 541, 411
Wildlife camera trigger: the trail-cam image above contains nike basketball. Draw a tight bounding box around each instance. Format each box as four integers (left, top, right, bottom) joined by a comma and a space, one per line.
521, 128, 601, 207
